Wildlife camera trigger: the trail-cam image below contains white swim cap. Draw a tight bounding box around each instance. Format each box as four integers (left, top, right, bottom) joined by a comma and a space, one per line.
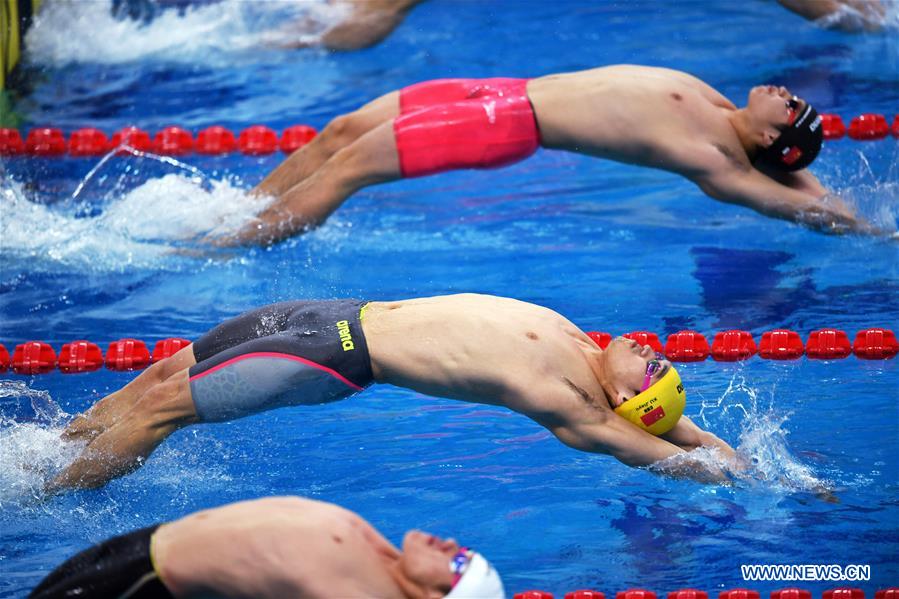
445, 548, 504, 599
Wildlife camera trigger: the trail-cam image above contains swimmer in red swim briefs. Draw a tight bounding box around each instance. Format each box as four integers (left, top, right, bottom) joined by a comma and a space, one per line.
49, 294, 740, 492
216, 65, 881, 246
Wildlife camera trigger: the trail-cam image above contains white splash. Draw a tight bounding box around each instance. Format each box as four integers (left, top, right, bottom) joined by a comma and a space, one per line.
815, 0, 899, 31
654, 372, 832, 496
0, 159, 271, 273
25, 0, 350, 66
0, 381, 80, 508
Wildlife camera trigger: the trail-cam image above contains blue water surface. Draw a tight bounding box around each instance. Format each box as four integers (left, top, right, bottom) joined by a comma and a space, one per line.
1, 0, 898, 597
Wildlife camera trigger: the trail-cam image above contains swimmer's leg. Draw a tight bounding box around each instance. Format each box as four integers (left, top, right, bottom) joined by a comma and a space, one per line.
254, 91, 400, 198
61, 345, 197, 443
231, 121, 401, 245
48, 369, 198, 492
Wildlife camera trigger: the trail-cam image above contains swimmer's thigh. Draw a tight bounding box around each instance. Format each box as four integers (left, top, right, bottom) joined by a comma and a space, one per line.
187, 334, 364, 423
393, 96, 539, 178
192, 301, 319, 363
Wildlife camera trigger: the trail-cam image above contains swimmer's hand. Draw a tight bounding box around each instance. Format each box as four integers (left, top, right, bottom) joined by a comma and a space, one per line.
812, 484, 840, 504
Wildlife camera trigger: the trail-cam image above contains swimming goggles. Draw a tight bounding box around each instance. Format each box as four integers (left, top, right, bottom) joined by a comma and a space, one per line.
640, 359, 664, 392
450, 547, 474, 585
786, 96, 801, 125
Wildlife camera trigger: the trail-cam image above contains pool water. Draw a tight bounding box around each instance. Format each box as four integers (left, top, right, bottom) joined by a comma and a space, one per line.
1, 0, 898, 597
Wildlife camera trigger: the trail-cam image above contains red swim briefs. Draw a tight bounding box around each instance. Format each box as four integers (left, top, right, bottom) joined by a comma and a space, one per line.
393, 78, 540, 178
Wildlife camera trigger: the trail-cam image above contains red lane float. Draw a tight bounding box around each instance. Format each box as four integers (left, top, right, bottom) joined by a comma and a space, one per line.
665, 330, 710, 362
12, 341, 57, 375
567, 591, 605, 599
617, 590, 657, 599
69, 128, 110, 156
772, 590, 811, 599
848, 114, 889, 140
239, 125, 279, 155
0, 128, 25, 155
758, 329, 804, 360
58, 340, 104, 373
669, 591, 708, 599
25, 128, 67, 156
719, 590, 759, 599
586, 331, 612, 349
281, 124, 317, 153
152, 337, 192, 362
0, 343, 9, 373
196, 126, 237, 155
111, 126, 154, 152
806, 328, 852, 359
876, 589, 899, 599
515, 592, 554, 599
623, 331, 663, 353
853, 327, 899, 359
823, 589, 865, 599
892, 115, 899, 138
711, 330, 758, 362
821, 114, 846, 139
105, 338, 152, 371
155, 126, 194, 155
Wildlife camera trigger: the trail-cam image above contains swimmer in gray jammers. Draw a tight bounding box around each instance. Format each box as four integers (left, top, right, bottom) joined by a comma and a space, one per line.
50, 294, 739, 491
30, 495, 503, 599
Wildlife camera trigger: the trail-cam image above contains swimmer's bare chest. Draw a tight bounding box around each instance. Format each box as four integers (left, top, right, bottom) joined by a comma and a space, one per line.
365, 297, 599, 411
529, 69, 733, 169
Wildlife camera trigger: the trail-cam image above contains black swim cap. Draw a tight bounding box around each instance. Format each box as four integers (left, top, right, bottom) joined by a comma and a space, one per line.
754, 102, 823, 172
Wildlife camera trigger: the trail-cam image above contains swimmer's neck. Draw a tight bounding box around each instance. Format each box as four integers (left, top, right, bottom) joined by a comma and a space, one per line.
583, 345, 617, 410
727, 108, 762, 156
383, 558, 427, 599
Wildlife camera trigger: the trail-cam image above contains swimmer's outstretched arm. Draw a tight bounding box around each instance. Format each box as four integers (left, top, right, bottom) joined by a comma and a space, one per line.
696, 166, 885, 236
550, 412, 734, 485
776, 0, 886, 32
320, 0, 424, 50
661, 416, 736, 458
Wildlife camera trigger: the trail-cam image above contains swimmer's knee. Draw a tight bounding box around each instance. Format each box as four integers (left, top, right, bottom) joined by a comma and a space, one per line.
322, 111, 377, 154
321, 113, 360, 153
132, 378, 197, 430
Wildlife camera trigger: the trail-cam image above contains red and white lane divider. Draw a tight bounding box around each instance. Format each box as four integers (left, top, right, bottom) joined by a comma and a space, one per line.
585, 327, 897, 362
512, 586, 898, 599
0, 112, 896, 158
0, 124, 317, 157
1, 327, 895, 375
821, 113, 898, 140
0, 337, 190, 375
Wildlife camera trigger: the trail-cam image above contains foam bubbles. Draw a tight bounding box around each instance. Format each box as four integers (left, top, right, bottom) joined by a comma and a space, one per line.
25, 0, 350, 66
652, 372, 832, 496
0, 156, 271, 274
0, 381, 80, 508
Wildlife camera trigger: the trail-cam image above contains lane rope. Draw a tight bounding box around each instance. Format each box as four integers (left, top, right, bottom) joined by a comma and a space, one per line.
0, 124, 317, 157
1, 327, 895, 375
1, 112, 897, 158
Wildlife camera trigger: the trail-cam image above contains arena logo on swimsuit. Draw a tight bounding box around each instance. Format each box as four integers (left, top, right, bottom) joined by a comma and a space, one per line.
336, 320, 355, 351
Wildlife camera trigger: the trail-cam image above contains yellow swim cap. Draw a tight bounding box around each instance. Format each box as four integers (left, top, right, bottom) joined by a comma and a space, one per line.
613, 366, 685, 435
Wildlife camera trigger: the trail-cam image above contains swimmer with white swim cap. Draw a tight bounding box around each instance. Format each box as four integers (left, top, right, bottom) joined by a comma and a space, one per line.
30, 495, 504, 599
51, 293, 740, 492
